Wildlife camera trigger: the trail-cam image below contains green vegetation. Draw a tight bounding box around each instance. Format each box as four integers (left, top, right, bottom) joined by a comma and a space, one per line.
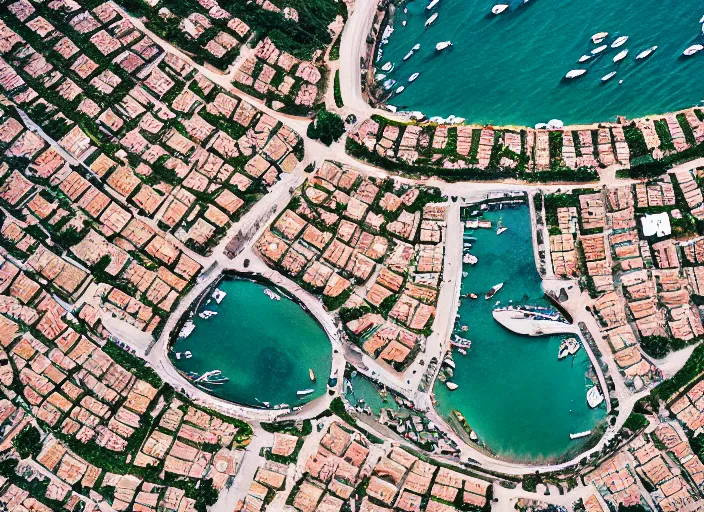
677, 113, 697, 146
654, 119, 675, 151
12, 426, 42, 459
261, 419, 313, 436
624, 123, 650, 159
622, 412, 649, 433
334, 71, 343, 108
102, 341, 164, 389
618, 504, 647, 512
307, 109, 346, 145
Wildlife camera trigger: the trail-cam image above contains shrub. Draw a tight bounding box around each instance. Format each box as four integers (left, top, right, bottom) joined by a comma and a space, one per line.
308, 109, 345, 146
13, 426, 42, 458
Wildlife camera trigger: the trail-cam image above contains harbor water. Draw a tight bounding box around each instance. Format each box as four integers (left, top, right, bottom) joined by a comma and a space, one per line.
434, 205, 605, 462
170, 278, 332, 408
380, 0, 703, 126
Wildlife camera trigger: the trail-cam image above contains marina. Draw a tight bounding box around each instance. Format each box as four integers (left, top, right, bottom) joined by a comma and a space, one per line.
375, 0, 703, 125
170, 277, 332, 408
434, 205, 605, 462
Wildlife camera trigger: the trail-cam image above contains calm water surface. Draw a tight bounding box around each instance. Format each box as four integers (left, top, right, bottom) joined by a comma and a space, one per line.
170, 278, 332, 407
381, 0, 704, 125
434, 206, 605, 462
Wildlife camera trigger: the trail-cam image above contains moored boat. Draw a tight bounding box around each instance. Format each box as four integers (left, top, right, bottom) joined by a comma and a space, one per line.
395, 86, 405, 94
683, 44, 704, 56
591, 32, 608, 44
309, 368, 316, 381
578, 54, 591, 63
436, 41, 453, 51
565, 69, 587, 79
425, 12, 439, 27
463, 253, 478, 265
570, 430, 591, 440
591, 44, 608, 55
587, 386, 605, 408
408, 72, 420, 82
485, 283, 504, 300
427, 0, 439, 10
611, 36, 629, 48
492, 4, 509, 14
297, 388, 315, 397
636, 46, 658, 59
601, 71, 617, 82
403, 50, 414, 61
381, 62, 394, 72
613, 49, 628, 62
446, 382, 458, 390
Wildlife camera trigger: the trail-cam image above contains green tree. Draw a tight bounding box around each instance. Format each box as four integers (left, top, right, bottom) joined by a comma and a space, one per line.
13, 426, 42, 459
307, 109, 345, 146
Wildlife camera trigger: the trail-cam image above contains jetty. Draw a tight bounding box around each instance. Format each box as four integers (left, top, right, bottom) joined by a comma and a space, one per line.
492, 305, 573, 336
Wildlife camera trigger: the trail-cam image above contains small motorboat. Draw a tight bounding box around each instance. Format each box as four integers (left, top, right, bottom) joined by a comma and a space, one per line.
587, 386, 605, 408
613, 49, 628, 62
485, 283, 504, 300
297, 389, 315, 397
436, 41, 453, 51
492, 4, 509, 14
395, 86, 405, 94
425, 12, 439, 27
408, 72, 420, 82
683, 44, 704, 56
446, 382, 459, 390
381, 62, 393, 72
412, 43, 420, 51
636, 46, 658, 60
611, 36, 629, 48
565, 69, 587, 79
382, 79, 396, 90
591, 44, 608, 55
309, 368, 316, 381
403, 50, 414, 61
591, 32, 608, 44
578, 55, 592, 63
427, 0, 439, 10
601, 71, 617, 82
184, 351, 192, 359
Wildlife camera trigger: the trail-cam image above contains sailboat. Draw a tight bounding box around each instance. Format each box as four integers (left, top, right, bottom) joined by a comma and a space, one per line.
496, 219, 508, 235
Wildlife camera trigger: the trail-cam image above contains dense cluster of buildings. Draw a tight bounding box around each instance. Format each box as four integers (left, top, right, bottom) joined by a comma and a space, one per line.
256, 161, 447, 370
349, 109, 704, 174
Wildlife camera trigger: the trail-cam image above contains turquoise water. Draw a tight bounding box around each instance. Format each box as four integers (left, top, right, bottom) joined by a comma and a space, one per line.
345, 372, 399, 414
381, 0, 704, 126
434, 205, 605, 462
170, 278, 332, 408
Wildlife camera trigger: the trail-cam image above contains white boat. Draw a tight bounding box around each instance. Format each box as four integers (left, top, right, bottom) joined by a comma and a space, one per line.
611, 36, 629, 48
601, 71, 617, 82
683, 44, 704, 56
427, 0, 439, 10
381, 62, 394, 72
443, 358, 456, 369
591, 32, 608, 44
591, 44, 608, 55
587, 386, 605, 408
412, 43, 420, 51
492, 4, 509, 15
425, 12, 439, 27
613, 49, 628, 62
446, 382, 459, 390
375, 73, 386, 80
570, 430, 591, 440
297, 389, 315, 397
636, 46, 658, 60
178, 320, 196, 338
485, 283, 504, 300
436, 41, 453, 51
408, 72, 420, 82
700, 14, 704, 23
198, 310, 218, 319
403, 51, 414, 61
212, 289, 226, 303
184, 351, 192, 359
565, 69, 587, 79
578, 54, 592, 63
463, 253, 478, 265
496, 223, 508, 235
383, 79, 396, 90
264, 289, 281, 300
395, 86, 405, 94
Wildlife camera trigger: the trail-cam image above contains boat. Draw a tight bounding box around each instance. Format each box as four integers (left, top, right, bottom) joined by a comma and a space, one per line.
636, 46, 658, 60
457, 348, 467, 355
381, 62, 394, 72
578, 55, 592, 63
450, 335, 472, 349
463, 253, 478, 265
601, 71, 617, 82
611, 36, 629, 48
425, 12, 439, 27
436, 41, 453, 51
460, 325, 468, 332
558, 338, 581, 359
212, 289, 226, 303
496, 220, 507, 235
485, 283, 504, 300
297, 389, 315, 397
427, 0, 439, 10
178, 320, 196, 338
175, 352, 182, 360
395, 86, 405, 94
491, 4, 509, 14
683, 44, 704, 56
613, 49, 628, 62
570, 430, 591, 440
184, 351, 192, 359
565, 69, 587, 79
264, 288, 280, 300
403, 50, 414, 61
443, 358, 456, 369
408, 72, 420, 82
309, 368, 316, 381
587, 386, 605, 408
446, 382, 458, 390
469, 293, 478, 299
383, 79, 396, 90
591, 44, 608, 55
412, 43, 420, 51
198, 310, 217, 319
591, 32, 608, 44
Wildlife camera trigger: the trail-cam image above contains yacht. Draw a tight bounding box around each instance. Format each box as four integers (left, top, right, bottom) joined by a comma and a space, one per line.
408, 72, 420, 82
425, 12, 439, 27
485, 283, 504, 300
611, 36, 629, 48
427, 0, 439, 10
463, 253, 478, 265
636, 46, 658, 59
395, 85, 405, 94
601, 71, 617, 82
297, 389, 315, 397
565, 69, 587, 79
381, 62, 394, 72
587, 386, 605, 408
578, 54, 592, 63
683, 44, 704, 56
613, 49, 628, 62
591, 32, 608, 44
446, 382, 459, 390
436, 41, 453, 51
591, 44, 608, 55
492, 4, 509, 14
